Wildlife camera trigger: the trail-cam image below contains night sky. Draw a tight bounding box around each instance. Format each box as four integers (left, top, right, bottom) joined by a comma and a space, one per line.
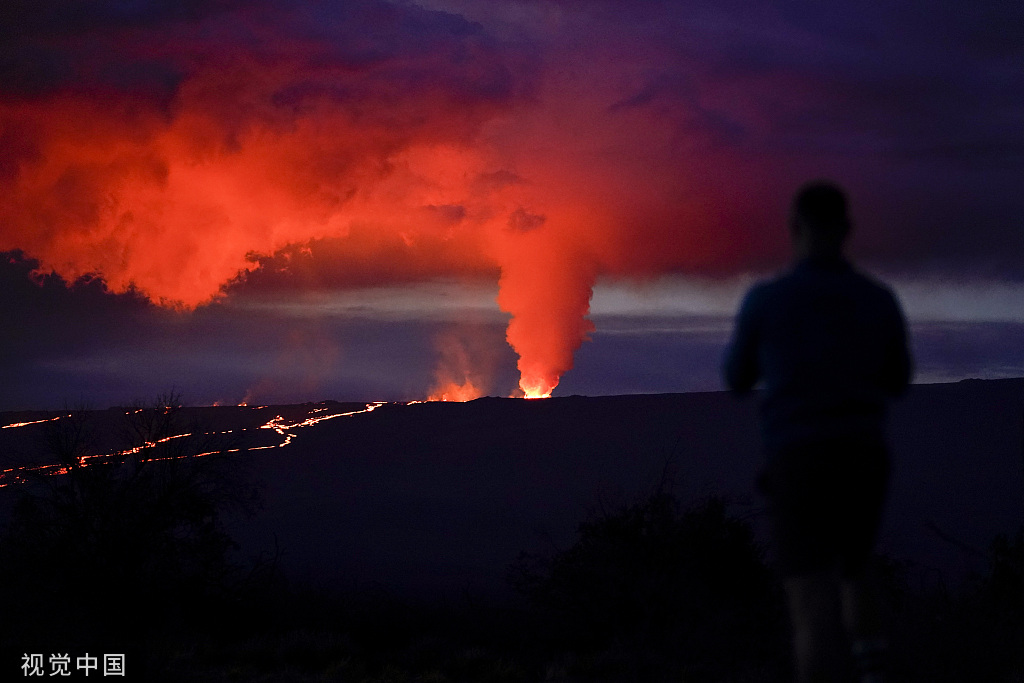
1, 0, 1022, 410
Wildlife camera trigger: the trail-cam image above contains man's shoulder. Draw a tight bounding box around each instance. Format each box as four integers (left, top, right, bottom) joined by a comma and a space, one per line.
742, 262, 903, 316
737, 277, 779, 312
785, 260, 898, 298
844, 266, 902, 307
743, 269, 800, 302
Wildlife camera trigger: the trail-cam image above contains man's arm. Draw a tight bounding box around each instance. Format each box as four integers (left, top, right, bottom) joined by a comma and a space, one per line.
723, 289, 761, 394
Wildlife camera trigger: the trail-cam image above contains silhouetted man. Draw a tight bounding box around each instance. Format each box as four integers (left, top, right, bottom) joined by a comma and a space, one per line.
723, 181, 911, 683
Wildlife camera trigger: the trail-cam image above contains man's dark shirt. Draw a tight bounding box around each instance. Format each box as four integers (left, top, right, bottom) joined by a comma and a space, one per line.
723, 255, 912, 455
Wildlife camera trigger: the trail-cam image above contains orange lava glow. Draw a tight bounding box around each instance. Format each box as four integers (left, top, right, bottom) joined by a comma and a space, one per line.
522, 390, 552, 400
517, 376, 555, 399
1, 415, 66, 429
427, 381, 483, 402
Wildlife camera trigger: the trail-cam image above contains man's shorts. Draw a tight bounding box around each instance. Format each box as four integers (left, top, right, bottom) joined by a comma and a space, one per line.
757, 436, 889, 578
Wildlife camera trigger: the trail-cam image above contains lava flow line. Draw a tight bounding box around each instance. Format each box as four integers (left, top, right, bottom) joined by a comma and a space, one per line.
0, 402, 388, 486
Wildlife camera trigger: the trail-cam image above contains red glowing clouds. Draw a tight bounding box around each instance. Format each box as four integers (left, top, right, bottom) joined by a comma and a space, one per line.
0, 1, 785, 396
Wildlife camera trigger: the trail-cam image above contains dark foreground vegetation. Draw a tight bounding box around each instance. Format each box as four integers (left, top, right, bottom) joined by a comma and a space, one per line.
0, 398, 1021, 681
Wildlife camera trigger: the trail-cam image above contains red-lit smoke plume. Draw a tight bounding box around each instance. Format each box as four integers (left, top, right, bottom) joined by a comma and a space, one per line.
0, 1, 786, 398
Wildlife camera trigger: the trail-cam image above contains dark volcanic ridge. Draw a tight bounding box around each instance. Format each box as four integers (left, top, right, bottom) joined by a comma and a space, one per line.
2, 378, 1023, 602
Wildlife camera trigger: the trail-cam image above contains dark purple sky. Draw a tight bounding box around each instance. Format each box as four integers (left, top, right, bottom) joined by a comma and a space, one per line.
1, 0, 1022, 409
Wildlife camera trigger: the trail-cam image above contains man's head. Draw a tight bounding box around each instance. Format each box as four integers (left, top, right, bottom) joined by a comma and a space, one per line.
790, 181, 851, 259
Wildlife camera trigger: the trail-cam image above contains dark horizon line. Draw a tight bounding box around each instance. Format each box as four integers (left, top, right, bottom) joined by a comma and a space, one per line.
3, 375, 1023, 417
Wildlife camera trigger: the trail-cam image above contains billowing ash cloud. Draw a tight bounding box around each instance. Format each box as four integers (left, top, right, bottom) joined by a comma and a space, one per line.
1, 0, 1022, 397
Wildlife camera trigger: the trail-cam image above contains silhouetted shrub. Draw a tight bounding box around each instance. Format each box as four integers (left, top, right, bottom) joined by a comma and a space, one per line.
0, 394, 269, 648
879, 526, 1024, 683
511, 491, 785, 680
987, 528, 1024, 622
